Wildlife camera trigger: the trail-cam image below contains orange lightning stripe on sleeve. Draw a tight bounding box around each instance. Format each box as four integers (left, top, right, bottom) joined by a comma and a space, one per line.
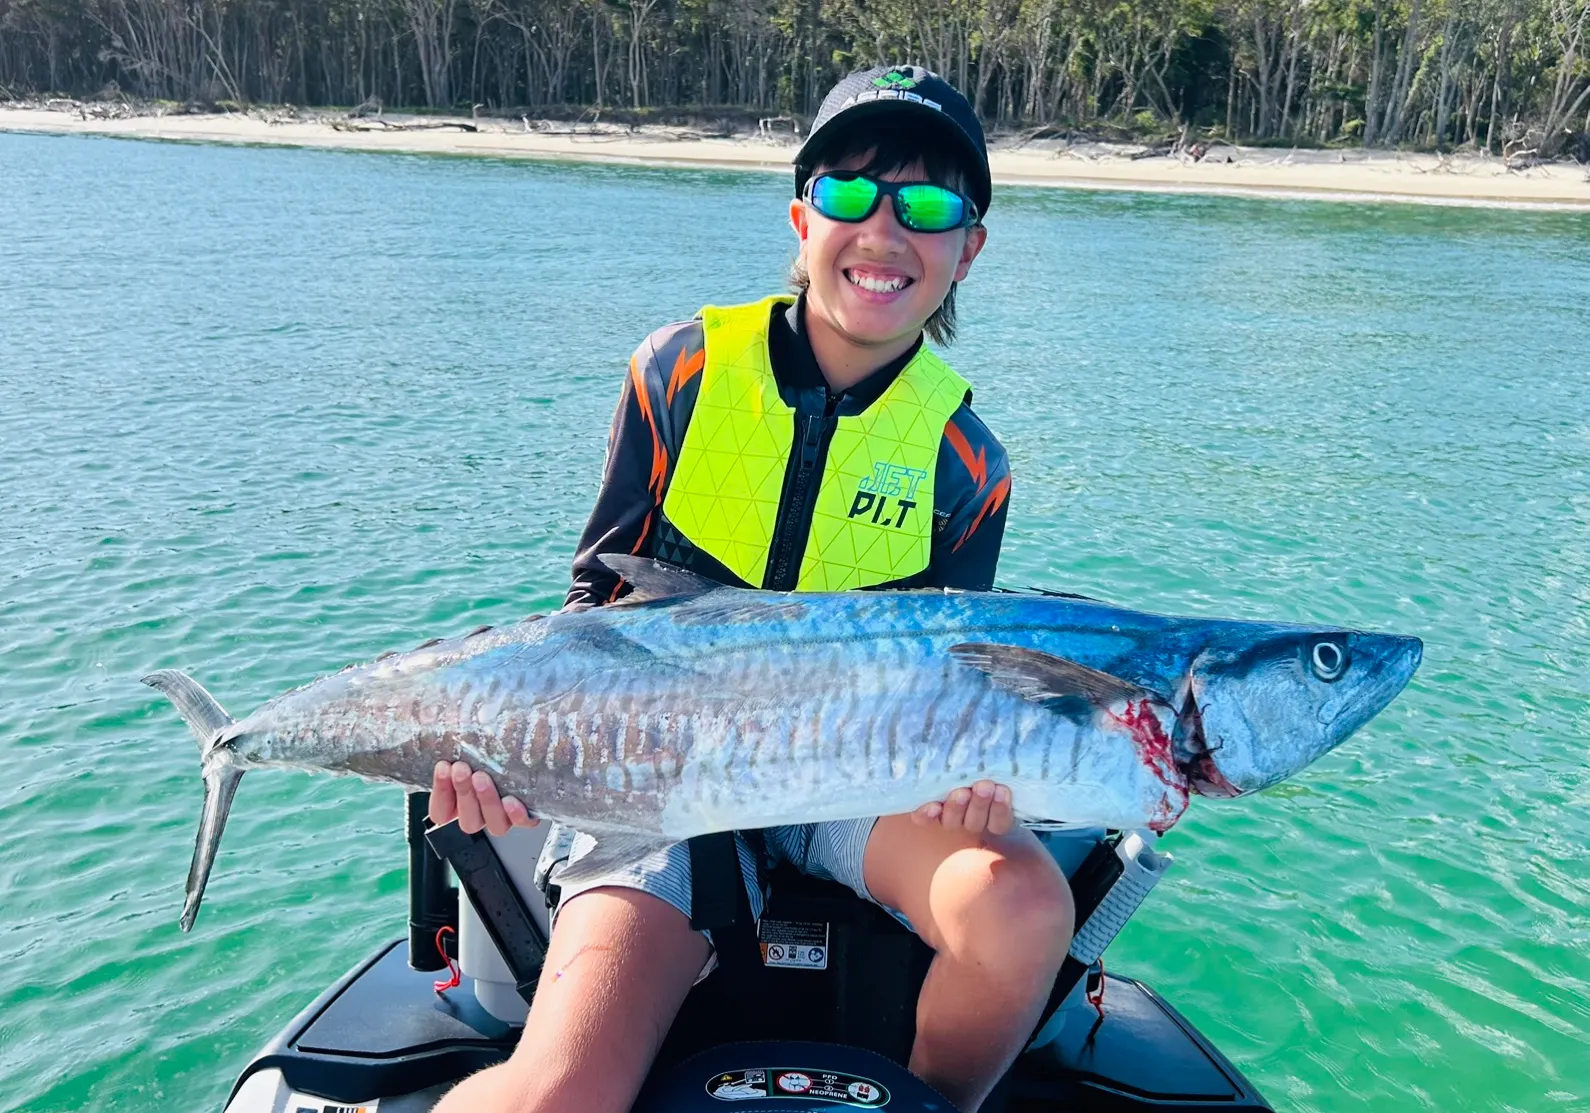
614, 352, 672, 604
665, 346, 706, 406
628, 353, 669, 507
954, 473, 1010, 552
944, 416, 988, 491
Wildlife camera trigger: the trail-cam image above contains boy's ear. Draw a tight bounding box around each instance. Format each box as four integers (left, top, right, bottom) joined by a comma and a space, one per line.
954, 224, 988, 283
789, 197, 810, 243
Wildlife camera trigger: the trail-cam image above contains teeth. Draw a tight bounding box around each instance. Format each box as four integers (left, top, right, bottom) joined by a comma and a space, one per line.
848, 271, 908, 293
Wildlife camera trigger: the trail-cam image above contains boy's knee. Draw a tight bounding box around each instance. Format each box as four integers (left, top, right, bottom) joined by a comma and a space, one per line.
933, 846, 1073, 969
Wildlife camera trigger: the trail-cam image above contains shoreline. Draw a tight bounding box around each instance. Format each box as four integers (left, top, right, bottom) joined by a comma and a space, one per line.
4, 105, 1589, 211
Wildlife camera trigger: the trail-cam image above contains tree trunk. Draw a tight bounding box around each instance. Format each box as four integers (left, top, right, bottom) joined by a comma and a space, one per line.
1364, 4, 1387, 146
1433, 15, 1457, 151
1540, 0, 1590, 154
1380, 0, 1422, 145
591, 1, 607, 108
1280, 3, 1302, 137
1226, 53, 1237, 138
402, 0, 458, 107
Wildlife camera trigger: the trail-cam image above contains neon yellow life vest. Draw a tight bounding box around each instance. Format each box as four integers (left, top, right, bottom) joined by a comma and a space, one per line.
661, 295, 971, 592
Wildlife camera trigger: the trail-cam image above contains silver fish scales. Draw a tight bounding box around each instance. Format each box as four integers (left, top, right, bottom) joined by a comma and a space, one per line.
144, 556, 1422, 930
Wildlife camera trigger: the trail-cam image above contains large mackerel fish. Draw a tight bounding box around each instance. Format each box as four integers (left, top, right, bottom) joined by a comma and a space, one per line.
145, 556, 1422, 930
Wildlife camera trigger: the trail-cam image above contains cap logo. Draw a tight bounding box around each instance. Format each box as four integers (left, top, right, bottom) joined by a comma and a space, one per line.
872, 70, 919, 90
844, 89, 944, 114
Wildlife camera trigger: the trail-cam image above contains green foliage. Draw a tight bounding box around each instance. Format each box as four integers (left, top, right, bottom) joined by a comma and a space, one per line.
0, 0, 1582, 148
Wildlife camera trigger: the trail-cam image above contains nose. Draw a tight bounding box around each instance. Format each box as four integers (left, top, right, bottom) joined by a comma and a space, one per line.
854, 192, 910, 252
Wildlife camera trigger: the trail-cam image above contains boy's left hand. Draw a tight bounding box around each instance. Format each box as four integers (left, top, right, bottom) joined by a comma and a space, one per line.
912, 779, 1014, 836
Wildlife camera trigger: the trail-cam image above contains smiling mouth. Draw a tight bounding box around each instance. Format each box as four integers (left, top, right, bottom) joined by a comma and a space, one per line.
845, 268, 913, 294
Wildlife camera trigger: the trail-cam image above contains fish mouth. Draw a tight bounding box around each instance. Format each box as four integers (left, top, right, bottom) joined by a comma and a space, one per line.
1173, 687, 1241, 798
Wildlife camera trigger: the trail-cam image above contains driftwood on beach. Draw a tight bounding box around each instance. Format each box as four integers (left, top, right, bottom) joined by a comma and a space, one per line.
329, 118, 477, 134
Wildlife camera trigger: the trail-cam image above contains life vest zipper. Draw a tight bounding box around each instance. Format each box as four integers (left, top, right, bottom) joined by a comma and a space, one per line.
764, 405, 832, 590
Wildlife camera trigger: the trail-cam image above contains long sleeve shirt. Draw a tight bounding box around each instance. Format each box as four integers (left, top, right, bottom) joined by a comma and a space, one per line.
566, 297, 1011, 608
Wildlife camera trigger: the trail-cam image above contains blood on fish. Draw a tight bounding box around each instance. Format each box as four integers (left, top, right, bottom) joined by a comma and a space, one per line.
1113, 701, 1177, 785
1112, 699, 1189, 830
1147, 796, 1180, 834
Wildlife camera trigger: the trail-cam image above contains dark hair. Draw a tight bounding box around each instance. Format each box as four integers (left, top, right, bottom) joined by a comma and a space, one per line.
791, 119, 981, 346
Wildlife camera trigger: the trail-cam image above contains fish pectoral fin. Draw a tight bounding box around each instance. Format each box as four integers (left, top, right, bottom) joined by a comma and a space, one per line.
597, 555, 723, 604
552, 832, 675, 887
948, 643, 1163, 708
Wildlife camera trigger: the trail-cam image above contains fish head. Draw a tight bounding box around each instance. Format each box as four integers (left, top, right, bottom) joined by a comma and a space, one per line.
1174, 627, 1422, 796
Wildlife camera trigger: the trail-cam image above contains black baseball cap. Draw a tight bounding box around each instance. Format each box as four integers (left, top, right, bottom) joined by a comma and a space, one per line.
795, 64, 992, 217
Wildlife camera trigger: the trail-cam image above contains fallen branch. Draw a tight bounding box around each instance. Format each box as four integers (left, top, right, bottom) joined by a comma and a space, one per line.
1194, 141, 1241, 164
757, 115, 799, 141
1411, 152, 1456, 175
330, 118, 477, 133
1016, 124, 1074, 145
1129, 142, 1173, 160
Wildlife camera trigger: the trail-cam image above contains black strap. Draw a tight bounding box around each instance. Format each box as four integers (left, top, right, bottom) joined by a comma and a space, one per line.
688, 831, 742, 932
405, 792, 457, 972
425, 819, 548, 1004
688, 829, 765, 976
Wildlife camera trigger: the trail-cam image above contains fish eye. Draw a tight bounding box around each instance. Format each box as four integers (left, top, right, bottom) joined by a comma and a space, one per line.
1310, 640, 1348, 682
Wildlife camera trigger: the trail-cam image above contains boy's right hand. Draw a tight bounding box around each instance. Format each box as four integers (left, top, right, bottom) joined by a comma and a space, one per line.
429, 760, 539, 836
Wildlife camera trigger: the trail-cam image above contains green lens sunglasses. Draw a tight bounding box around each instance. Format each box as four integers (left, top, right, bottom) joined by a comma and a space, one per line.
805, 173, 978, 233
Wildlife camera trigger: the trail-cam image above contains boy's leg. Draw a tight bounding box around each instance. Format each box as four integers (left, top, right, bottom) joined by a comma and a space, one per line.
862, 813, 1074, 1113
431, 886, 710, 1113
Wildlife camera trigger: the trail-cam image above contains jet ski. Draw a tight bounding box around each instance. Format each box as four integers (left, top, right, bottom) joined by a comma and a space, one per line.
221, 794, 1272, 1112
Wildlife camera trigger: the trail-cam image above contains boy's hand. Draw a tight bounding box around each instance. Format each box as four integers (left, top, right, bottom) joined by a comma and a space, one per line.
429, 760, 539, 836
912, 779, 1014, 836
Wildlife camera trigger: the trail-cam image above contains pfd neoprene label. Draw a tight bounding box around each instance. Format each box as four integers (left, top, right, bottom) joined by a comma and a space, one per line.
706, 1067, 889, 1106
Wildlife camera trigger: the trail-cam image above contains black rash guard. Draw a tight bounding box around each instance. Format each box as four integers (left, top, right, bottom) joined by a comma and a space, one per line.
566, 296, 1012, 608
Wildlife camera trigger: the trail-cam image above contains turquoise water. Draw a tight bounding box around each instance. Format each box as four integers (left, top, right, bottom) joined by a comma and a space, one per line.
2, 130, 1587, 1111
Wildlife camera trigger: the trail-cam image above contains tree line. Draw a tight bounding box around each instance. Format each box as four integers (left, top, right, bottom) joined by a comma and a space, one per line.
1, 0, 1587, 155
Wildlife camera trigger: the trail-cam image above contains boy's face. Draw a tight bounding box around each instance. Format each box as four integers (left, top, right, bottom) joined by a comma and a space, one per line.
790, 151, 987, 352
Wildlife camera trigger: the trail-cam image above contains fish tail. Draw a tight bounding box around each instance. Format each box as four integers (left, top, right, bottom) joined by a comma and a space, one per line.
142, 670, 244, 932
142, 669, 233, 752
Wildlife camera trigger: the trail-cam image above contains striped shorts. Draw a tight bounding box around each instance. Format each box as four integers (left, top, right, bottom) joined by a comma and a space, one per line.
535, 818, 891, 934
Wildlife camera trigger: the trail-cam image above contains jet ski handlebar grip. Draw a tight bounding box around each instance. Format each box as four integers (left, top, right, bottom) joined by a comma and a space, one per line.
1068, 831, 1173, 966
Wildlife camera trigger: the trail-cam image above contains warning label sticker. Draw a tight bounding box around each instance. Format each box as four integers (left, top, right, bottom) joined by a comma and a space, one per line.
759, 918, 829, 970
706, 1067, 890, 1107
707, 1069, 769, 1101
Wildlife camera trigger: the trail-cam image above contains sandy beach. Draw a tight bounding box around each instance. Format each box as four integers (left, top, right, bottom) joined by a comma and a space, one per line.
4, 103, 1589, 210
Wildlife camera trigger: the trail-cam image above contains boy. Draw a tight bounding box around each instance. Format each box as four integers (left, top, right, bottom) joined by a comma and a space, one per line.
432, 65, 1073, 1113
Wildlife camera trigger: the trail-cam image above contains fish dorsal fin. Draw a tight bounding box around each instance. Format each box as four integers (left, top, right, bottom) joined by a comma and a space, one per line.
948, 643, 1161, 707
598, 555, 723, 604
